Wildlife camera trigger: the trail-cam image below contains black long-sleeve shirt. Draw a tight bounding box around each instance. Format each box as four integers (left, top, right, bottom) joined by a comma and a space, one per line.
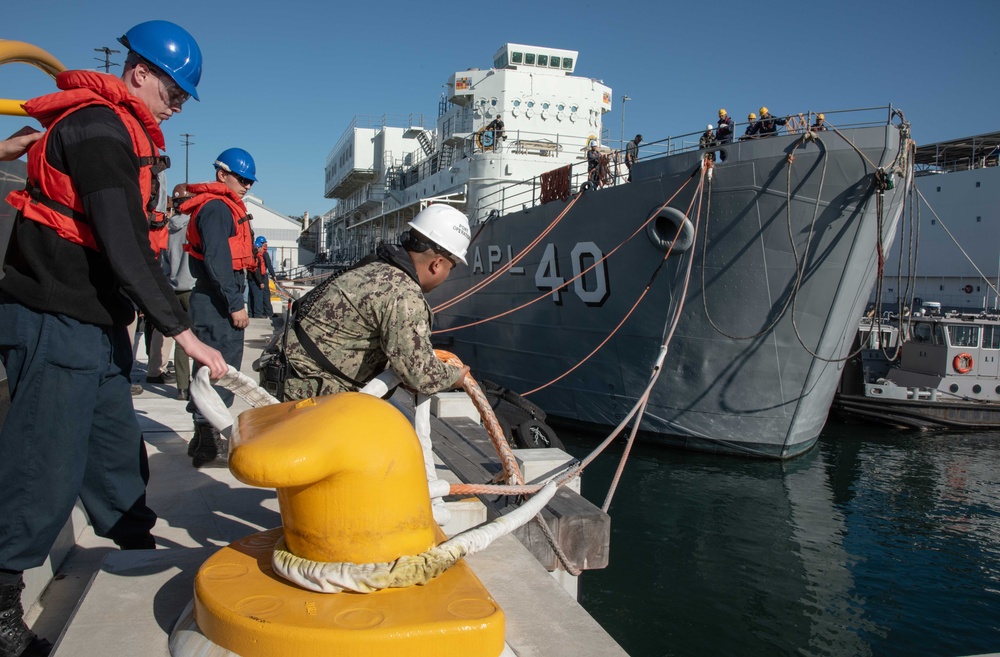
1, 106, 190, 335
188, 199, 245, 313
262, 250, 276, 281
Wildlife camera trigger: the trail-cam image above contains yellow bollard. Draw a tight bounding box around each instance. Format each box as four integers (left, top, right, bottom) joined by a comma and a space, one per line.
231, 393, 437, 563
193, 392, 505, 657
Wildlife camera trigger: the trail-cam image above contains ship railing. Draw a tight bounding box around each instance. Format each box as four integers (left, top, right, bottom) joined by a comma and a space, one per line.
325, 113, 435, 163
915, 159, 1000, 176
471, 105, 901, 225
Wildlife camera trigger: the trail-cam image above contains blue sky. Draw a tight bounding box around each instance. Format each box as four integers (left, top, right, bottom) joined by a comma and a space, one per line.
3, 0, 997, 219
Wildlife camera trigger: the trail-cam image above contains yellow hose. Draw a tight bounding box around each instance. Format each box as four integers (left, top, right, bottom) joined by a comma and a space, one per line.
0, 40, 66, 117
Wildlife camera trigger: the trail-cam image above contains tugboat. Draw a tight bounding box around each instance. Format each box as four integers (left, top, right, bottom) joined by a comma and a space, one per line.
834, 303, 1000, 428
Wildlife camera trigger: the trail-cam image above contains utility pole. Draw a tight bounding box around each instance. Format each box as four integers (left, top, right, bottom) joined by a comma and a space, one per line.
180, 134, 194, 184
93, 47, 121, 74
621, 95, 631, 150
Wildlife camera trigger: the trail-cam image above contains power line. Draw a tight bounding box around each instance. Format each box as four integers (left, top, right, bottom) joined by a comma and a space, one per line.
93, 47, 121, 74
180, 134, 195, 184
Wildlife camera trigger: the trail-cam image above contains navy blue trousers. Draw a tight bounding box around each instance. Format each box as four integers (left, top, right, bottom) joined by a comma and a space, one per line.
187, 284, 245, 426
246, 275, 270, 317
0, 297, 156, 572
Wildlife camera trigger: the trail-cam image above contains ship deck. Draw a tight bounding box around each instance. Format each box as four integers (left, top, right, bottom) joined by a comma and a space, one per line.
9, 317, 625, 657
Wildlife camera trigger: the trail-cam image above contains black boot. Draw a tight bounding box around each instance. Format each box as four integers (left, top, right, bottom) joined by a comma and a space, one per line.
186, 423, 205, 457
191, 425, 228, 468
0, 578, 51, 657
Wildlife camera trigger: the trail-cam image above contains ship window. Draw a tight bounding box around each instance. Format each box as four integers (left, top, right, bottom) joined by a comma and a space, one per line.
513, 99, 521, 106
550, 56, 561, 68
511, 52, 523, 64
973, 384, 982, 394
937, 187, 941, 192
557, 104, 565, 111
931, 220, 936, 225
562, 58, 573, 69
985, 325, 1000, 349
525, 53, 535, 65
527, 101, 535, 108
537, 55, 548, 66
911, 323, 932, 343
491, 98, 498, 106
976, 182, 981, 187
948, 325, 980, 348
570, 105, 578, 112
542, 102, 550, 109
977, 216, 982, 222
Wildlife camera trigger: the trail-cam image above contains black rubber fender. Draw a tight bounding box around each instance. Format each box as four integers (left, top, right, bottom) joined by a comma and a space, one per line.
514, 419, 565, 450
479, 379, 504, 394
500, 388, 547, 420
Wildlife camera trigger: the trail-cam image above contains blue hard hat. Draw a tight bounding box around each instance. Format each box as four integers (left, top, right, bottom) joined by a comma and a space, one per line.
213, 148, 257, 182
254, 236, 267, 248
118, 20, 203, 101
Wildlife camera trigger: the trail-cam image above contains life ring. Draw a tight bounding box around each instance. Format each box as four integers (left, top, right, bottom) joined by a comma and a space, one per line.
964, 284, 974, 294
953, 352, 974, 374
475, 126, 498, 151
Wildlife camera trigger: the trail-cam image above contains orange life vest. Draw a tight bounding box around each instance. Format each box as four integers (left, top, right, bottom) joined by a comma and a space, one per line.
5, 70, 169, 252
255, 248, 267, 276
149, 223, 168, 254
181, 182, 255, 270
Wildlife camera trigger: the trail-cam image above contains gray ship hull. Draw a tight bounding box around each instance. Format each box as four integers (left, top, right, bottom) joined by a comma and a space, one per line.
430, 126, 909, 459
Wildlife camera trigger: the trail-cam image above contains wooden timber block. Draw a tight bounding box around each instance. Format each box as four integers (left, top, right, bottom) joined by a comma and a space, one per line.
432, 416, 610, 573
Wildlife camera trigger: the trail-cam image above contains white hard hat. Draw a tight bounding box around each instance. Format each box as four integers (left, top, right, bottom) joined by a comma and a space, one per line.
407, 204, 471, 265
707, 124, 714, 130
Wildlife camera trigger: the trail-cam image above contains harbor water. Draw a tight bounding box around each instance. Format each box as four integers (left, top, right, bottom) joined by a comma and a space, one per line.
562, 420, 1000, 657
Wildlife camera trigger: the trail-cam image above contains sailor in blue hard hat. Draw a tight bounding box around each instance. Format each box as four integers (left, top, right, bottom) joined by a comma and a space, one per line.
0, 21, 222, 656
182, 147, 259, 466
213, 147, 258, 195
118, 20, 203, 122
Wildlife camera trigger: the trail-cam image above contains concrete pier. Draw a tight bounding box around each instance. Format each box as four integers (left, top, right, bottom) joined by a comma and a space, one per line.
10, 316, 627, 657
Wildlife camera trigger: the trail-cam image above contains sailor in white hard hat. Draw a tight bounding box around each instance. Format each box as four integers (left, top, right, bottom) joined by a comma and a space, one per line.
280, 204, 472, 400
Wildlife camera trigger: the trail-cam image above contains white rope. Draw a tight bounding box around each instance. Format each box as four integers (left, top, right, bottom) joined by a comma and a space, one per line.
190, 366, 279, 438
271, 481, 558, 593
194, 365, 561, 593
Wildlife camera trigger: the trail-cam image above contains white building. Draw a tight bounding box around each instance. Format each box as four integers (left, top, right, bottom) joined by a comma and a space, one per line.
243, 194, 303, 275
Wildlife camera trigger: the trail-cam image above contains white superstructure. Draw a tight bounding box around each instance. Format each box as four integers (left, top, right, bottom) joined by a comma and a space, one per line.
875, 132, 1000, 311
322, 43, 612, 263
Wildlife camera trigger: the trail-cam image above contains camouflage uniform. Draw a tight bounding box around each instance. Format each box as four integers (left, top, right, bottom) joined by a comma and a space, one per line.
282, 245, 460, 400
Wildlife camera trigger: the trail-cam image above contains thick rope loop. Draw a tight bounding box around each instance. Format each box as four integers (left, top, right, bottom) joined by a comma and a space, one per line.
434, 349, 524, 487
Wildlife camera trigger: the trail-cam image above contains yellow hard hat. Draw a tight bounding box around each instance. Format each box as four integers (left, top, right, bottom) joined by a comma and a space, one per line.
759, 106, 769, 115
748, 112, 756, 120
718, 108, 727, 117
818, 113, 825, 120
